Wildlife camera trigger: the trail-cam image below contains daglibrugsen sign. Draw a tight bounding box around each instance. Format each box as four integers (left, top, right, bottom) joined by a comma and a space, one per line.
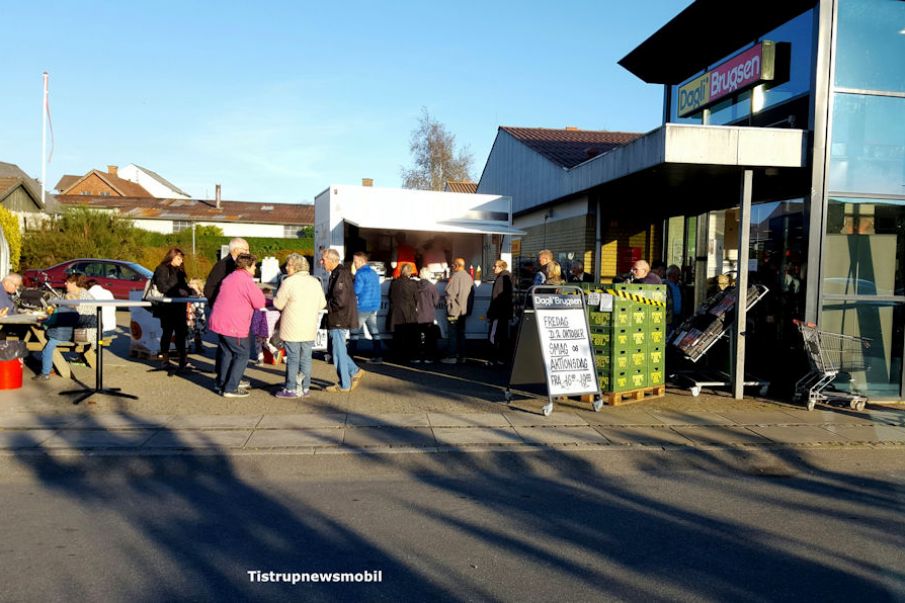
677, 41, 781, 118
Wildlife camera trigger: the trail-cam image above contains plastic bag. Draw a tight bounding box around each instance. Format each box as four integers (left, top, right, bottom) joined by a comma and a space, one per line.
0, 340, 27, 361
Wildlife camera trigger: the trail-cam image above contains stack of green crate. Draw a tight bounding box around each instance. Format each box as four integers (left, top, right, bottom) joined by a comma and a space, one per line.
588, 284, 666, 393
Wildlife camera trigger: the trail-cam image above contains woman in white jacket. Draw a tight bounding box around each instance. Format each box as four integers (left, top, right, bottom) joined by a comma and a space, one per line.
272, 254, 326, 398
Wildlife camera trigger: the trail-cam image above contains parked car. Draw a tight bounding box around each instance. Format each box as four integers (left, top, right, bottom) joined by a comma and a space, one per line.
22, 259, 153, 299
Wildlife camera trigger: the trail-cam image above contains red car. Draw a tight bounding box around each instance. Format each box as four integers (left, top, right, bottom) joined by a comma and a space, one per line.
22, 258, 153, 299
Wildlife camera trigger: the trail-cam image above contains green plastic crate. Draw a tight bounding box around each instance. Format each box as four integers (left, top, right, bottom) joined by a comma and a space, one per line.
648, 346, 664, 368
648, 369, 664, 386
591, 331, 612, 348
629, 348, 647, 369
588, 311, 612, 327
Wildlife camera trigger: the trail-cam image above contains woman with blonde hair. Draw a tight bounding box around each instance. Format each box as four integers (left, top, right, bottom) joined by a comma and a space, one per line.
544, 261, 566, 286
272, 254, 326, 398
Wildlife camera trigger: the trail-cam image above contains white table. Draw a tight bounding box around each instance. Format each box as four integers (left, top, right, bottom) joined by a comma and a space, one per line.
55, 299, 152, 404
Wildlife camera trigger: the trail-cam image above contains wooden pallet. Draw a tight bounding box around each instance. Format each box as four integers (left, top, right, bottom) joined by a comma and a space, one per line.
129, 347, 160, 360
604, 385, 665, 406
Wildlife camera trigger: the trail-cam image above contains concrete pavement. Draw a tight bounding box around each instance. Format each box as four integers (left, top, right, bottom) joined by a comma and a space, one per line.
2, 330, 904, 455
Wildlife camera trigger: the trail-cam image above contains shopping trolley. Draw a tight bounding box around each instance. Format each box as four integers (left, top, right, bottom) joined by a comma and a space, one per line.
793, 320, 870, 411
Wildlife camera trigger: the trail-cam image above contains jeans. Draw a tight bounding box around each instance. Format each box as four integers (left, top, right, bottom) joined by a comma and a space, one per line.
330, 328, 359, 390
353, 310, 384, 357
217, 334, 250, 393
283, 340, 313, 393
447, 316, 467, 359
41, 338, 64, 376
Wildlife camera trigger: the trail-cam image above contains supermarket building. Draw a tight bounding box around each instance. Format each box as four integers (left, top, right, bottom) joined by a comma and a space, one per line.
477, 0, 905, 400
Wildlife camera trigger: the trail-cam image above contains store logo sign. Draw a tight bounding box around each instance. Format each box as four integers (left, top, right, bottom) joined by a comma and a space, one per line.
677, 41, 780, 118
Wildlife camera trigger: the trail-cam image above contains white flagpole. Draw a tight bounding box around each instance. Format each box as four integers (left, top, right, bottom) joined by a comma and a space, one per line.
41, 72, 48, 207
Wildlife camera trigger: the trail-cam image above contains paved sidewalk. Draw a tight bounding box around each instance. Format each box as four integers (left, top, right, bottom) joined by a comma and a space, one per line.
3, 331, 903, 455
1, 405, 904, 455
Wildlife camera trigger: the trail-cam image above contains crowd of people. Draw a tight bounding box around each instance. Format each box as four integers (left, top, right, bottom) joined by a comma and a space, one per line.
2, 238, 689, 398
0, 271, 113, 381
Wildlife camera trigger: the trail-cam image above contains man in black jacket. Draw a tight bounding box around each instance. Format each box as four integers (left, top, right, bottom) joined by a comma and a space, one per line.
487, 260, 513, 365
203, 238, 249, 306
321, 248, 364, 392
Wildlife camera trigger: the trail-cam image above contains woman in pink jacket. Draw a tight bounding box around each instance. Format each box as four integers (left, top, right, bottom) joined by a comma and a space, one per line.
208, 254, 266, 398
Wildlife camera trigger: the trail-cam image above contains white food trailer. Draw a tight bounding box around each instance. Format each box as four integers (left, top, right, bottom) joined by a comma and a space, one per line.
314, 184, 523, 341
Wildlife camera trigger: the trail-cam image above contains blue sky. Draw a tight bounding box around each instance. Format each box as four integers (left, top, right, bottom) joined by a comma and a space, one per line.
2, 0, 689, 204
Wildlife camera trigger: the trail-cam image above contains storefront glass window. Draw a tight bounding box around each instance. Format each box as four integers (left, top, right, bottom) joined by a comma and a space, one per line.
829, 94, 905, 196
758, 9, 814, 110
747, 199, 808, 390
820, 300, 904, 398
665, 216, 685, 268
824, 197, 905, 297
835, 0, 905, 93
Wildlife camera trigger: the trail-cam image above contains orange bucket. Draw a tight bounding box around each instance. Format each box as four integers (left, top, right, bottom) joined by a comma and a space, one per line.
0, 358, 23, 390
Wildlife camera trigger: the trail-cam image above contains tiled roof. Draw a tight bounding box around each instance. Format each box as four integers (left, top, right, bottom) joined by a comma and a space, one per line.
56, 195, 314, 225
58, 170, 151, 197
500, 126, 643, 169
53, 175, 80, 192
445, 181, 477, 194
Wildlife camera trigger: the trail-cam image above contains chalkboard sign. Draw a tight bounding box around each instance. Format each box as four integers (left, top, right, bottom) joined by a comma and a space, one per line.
507, 286, 601, 415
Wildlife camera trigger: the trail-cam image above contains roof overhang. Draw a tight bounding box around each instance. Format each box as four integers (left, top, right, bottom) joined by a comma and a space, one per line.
515, 123, 809, 217
566, 123, 806, 192
619, 0, 816, 84
343, 217, 525, 237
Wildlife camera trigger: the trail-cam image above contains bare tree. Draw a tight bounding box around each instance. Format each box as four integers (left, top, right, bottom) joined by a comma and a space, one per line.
401, 107, 473, 191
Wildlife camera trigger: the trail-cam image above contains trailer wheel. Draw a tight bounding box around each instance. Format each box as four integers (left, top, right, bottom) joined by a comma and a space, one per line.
852, 400, 866, 412
690, 386, 701, 398
542, 402, 554, 417
807, 399, 817, 411
592, 398, 603, 412
504, 388, 512, 404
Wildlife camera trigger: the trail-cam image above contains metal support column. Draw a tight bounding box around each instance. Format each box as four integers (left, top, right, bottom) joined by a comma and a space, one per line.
733, 170, 753, 399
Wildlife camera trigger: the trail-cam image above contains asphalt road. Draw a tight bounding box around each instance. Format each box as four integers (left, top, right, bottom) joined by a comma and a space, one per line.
1, 447, 904, 602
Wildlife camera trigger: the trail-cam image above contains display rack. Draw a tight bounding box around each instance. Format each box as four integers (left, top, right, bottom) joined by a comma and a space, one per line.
668, 284, 770, 397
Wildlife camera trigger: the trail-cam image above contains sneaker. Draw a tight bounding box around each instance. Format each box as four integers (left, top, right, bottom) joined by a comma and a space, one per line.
274, 389, 298, 399
440, 357, 458, 364
350, 369, 366, 391
324, 384, 351, 393
222, 389, 250, 398
299, 389, 311, 399
239, 379, 251, 389
31, 373, 51, 381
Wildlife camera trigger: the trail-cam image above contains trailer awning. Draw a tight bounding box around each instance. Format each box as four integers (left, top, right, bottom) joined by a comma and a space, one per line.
343, 218, 525, 237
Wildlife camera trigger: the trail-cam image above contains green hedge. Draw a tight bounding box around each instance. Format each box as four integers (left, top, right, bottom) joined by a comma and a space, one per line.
21, 208, 314, 280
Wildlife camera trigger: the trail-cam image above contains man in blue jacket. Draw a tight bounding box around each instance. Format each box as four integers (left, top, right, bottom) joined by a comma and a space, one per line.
352, 252, 384, 363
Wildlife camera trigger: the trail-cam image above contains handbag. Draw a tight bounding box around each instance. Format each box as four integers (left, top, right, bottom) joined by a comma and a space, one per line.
142, 279, 164, 301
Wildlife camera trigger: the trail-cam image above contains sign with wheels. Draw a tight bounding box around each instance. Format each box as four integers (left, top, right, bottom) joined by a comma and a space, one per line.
507, 286, 601, 415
